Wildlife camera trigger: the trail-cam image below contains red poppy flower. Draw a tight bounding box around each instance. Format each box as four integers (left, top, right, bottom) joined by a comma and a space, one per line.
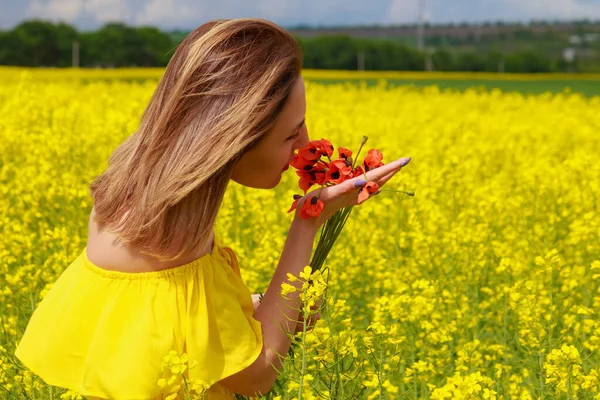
357, 181, 379, 204
298, 140, 323, 161
312, 161, 328, 185
363, 149, 384, 172
330, 158, 353, 177
289, 139, 389, 210
319, 139, 334, 158
290, 154, 315, 170
287, 194, 303, 213
352, 165, 364, 178
338, 147, 352, 159
297, 169, 316, 193
300, 196, 325, 219
325, 163, 346, 185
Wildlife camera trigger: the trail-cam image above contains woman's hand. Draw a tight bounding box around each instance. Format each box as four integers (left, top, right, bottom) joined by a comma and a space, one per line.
294, 156, 411, 228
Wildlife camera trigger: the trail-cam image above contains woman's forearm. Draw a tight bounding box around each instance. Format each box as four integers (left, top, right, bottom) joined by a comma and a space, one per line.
255, 219, 317, 366
220, 216, 318, 397
254, 217, 317, 375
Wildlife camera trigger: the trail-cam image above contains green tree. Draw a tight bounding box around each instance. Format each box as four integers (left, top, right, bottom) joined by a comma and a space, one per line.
431, 48, 454, 71
298, 35, 357, 69
1, 20, 77, 66
79, 23, 173, 67
454, 51, 486, 71
505, 50, 554, 72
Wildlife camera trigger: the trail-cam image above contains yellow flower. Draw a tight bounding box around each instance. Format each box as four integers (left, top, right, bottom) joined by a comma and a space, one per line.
280, 282, 297, 296
299, 265, 313, 281
286, 272, 298, 282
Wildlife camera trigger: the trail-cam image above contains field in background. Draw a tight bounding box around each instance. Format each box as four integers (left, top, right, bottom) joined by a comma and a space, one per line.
1, 69, 599, 399
1, 67, 600, 96
312, 78, 600, 96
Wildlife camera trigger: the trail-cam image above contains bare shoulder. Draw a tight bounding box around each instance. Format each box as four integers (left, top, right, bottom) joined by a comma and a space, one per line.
85, 207, 214, 272
85, 207, 136, 272
86, 207, 165, 272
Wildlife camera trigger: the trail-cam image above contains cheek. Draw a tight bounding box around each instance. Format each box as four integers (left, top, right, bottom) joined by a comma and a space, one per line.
267, 141, 293, 165
231, 141, 295, 187
243, 146, 286, 176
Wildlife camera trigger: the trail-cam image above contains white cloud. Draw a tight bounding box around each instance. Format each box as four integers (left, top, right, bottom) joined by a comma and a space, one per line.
84, 0, 131, 23
503, 0, 600, 20
26, 0, 83, 21
16, 0, 600, 30
386, 0, 419, 24
26, 0, 131, 24
257, 0, 296, 21
134, 0, 198, 26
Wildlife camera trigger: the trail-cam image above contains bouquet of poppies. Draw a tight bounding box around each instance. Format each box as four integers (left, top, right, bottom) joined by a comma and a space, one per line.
276, 136, 413, 361
288, 135, 413, 274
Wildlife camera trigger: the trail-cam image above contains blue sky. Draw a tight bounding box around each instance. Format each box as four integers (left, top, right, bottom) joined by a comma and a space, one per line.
1, 0, 600, 30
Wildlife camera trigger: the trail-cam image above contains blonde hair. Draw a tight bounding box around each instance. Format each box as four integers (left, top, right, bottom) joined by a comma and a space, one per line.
89, 18, 303, 261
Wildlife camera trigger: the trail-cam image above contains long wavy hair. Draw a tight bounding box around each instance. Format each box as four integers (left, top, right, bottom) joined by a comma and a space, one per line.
89, 18, 303, 261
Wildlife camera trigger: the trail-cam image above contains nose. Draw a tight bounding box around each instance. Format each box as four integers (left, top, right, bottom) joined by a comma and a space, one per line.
295, 126, 310, 150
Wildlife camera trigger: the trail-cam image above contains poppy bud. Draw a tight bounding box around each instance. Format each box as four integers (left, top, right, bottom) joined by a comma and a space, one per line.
288, 194, 303, 213
357, 181, 379, 204
361, 135, 369, 145
300, 196, 325, 219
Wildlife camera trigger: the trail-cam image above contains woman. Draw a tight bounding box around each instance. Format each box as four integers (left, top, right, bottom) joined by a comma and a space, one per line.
15, 18, 409, 399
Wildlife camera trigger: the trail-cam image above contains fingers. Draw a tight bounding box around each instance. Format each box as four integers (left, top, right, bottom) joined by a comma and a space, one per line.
340, 156, 411, 194
376, 169, 397, 187
300, 156, 411, 207
369, 157, 411, 181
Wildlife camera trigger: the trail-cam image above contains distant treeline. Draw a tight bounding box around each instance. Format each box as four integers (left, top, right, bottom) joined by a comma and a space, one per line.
298, 36, 563, 73
0, 20, 172, 67
0, 19, 597, 72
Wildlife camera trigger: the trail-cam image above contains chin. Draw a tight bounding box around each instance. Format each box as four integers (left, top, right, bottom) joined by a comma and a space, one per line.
269, 174, 282, 188
231, 174, 281, 189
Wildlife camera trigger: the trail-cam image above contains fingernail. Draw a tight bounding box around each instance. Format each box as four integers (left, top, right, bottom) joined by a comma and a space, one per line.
400, 157, 411, 167
353, 179, 367, 187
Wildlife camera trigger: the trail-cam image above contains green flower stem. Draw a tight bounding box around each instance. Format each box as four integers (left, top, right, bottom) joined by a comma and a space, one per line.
352, 136, 368, 169
380, 189, 415, 196
298, 299, 309, 400
310, 206, 353, 273
315, 185, 326, 200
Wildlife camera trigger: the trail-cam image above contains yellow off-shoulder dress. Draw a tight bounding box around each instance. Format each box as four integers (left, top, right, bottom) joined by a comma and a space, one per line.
15, 236, 263, 399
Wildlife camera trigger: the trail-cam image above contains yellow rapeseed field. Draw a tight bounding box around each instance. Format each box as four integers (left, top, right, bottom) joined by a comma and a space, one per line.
1, 69, 599, 399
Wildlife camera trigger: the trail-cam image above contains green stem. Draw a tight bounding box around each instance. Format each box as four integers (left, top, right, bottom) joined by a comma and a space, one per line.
298, 291, 310, 400
352, 140, 367, 169
380, 189, 415, 196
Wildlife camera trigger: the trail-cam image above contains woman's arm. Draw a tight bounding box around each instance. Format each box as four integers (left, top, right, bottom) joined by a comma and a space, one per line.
220, 216, 317, 396
219, 157, 409, 397
251, 291, 320, 333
